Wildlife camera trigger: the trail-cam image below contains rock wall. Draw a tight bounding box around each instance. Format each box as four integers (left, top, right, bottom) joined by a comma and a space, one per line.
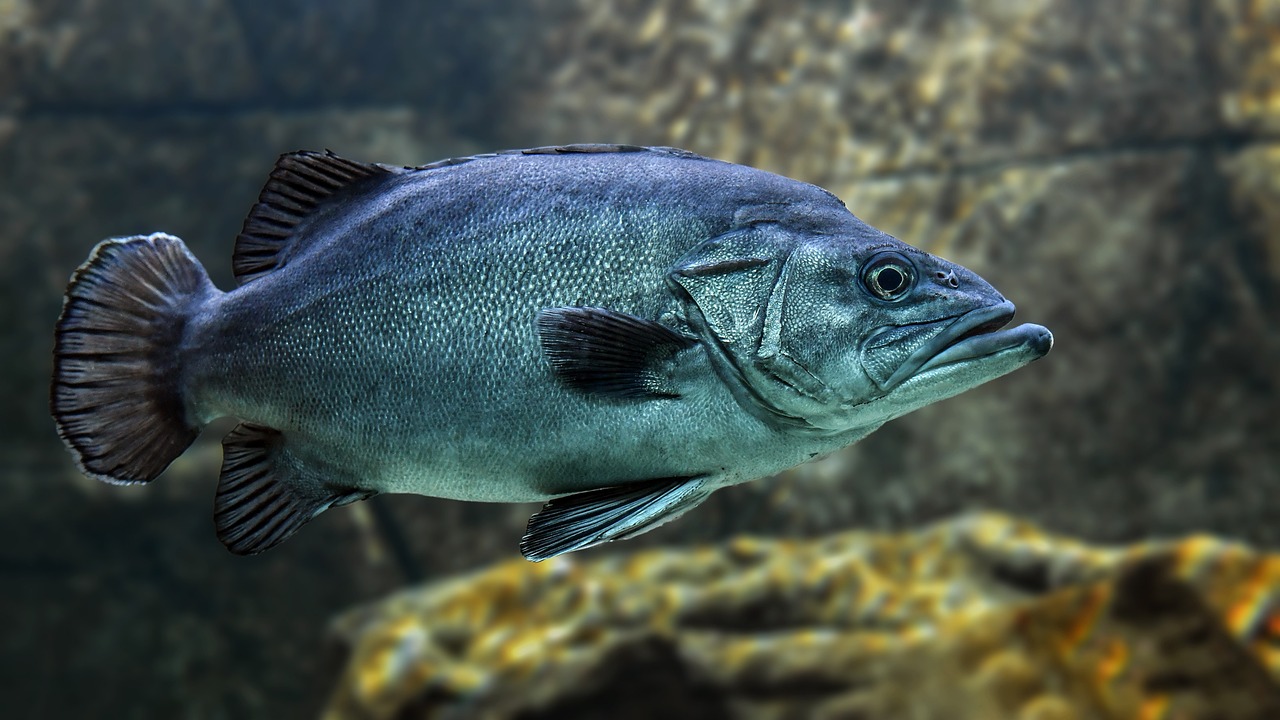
1, 0, 1278, 718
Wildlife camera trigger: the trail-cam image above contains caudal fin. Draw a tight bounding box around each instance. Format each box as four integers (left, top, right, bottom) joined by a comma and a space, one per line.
51, 232, 214, 484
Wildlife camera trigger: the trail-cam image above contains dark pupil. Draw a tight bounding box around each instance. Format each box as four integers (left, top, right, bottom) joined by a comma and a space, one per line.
876, 267, 904, 294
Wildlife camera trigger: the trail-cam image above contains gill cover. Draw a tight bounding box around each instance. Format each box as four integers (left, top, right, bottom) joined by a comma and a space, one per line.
669, 222, 850, 432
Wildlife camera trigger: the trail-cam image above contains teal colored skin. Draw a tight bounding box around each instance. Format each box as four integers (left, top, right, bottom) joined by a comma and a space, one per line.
180, 147, 1049, 507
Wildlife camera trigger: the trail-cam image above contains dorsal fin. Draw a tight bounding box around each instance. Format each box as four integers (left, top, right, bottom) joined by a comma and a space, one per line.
232, 151, 400, 285
412, 144, 713, 171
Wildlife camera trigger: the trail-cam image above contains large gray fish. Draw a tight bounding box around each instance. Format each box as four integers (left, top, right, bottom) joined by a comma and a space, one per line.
51, 145, 1051, 561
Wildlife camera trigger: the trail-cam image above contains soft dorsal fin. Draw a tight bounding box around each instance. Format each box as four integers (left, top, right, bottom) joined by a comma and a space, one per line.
232, 151, 401, 285
215, 423, 374, 554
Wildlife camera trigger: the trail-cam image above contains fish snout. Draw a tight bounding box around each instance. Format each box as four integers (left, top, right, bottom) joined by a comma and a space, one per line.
932, 269, 960, 289
922, 256, 1009, 308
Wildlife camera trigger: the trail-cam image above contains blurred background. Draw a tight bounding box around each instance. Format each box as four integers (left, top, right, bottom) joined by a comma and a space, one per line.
2, 0, 1278, 717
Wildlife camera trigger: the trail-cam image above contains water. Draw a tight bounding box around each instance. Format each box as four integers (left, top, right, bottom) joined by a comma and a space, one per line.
3, 1, 1278, 717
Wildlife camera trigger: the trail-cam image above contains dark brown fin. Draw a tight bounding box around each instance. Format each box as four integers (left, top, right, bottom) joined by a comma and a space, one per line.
233, 150, 401, 285
215, 423, 374, 555
537, 307, 696, 399
520, 476, 712, 561
51, 233, 213, 484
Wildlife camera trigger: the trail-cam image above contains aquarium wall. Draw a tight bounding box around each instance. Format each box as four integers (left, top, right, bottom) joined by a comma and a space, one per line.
2, 0, 1277, 717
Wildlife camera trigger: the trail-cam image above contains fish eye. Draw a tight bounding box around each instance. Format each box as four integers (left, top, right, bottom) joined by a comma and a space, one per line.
861, 252, 915, 301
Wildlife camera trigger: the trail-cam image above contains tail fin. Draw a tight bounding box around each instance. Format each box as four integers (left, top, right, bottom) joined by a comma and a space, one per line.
51, 233, 214, 484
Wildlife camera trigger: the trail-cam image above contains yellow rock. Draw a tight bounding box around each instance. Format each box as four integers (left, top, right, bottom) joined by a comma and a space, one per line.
323, 513, 1280, 719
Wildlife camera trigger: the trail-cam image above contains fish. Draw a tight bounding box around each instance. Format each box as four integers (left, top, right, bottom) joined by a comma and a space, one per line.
50, 144, 1052, 561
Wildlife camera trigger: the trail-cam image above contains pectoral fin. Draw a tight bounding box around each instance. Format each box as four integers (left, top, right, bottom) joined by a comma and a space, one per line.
538, 307, 696, 399
520, 476, 713, 561
215, 423, 374, 555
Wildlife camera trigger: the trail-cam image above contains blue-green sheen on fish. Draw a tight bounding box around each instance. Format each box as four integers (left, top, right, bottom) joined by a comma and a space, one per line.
50, 145, 1052, 560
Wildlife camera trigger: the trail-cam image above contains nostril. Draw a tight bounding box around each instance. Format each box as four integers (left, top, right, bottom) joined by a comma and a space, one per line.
935, 270, 959, 288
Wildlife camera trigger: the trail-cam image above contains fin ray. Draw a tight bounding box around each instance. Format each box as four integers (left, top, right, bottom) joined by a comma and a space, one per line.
520, 477, 713, 561
232, 151, 401, 285
214, 423, 374, 555
50, 233, 212, 484
538, 307, 696, 399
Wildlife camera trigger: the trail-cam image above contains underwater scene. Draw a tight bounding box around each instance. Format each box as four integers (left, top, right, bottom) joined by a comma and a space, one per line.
4, 0, 1280, 718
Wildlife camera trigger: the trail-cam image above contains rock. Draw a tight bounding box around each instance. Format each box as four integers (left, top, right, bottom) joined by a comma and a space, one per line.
223, 0, 536, 124
5, 0, 257, 107
512, 0, 1218, 176
1216, 0, 1280, 134
324, 513, 1280, 719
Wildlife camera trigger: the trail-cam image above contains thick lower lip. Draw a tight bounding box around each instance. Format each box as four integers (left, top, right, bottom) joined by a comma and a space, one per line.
916, 320, 1053, 375
884, 301, 1031, 388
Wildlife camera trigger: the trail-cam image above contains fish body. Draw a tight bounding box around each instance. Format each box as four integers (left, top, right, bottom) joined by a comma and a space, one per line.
51, 145, 1052, 560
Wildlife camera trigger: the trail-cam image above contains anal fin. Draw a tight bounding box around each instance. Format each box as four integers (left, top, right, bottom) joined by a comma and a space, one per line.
520, 476, 712, 561
216, 423, 373, 555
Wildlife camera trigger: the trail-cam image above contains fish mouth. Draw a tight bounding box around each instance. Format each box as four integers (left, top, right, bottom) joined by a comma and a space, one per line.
883, 301, 1049, 388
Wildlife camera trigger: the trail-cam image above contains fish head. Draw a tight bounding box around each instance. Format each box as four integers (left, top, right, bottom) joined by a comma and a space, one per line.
669, 217, 1052, 433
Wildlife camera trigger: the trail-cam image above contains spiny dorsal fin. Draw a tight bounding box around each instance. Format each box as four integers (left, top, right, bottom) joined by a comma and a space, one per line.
233, 151, 400, 285
538, 307, 697, 399
215, 423, 374, 555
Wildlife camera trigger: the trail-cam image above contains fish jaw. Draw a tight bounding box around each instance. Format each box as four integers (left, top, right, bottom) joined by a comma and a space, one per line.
866, 304, 1052, 421
871, 301, 1015, 390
